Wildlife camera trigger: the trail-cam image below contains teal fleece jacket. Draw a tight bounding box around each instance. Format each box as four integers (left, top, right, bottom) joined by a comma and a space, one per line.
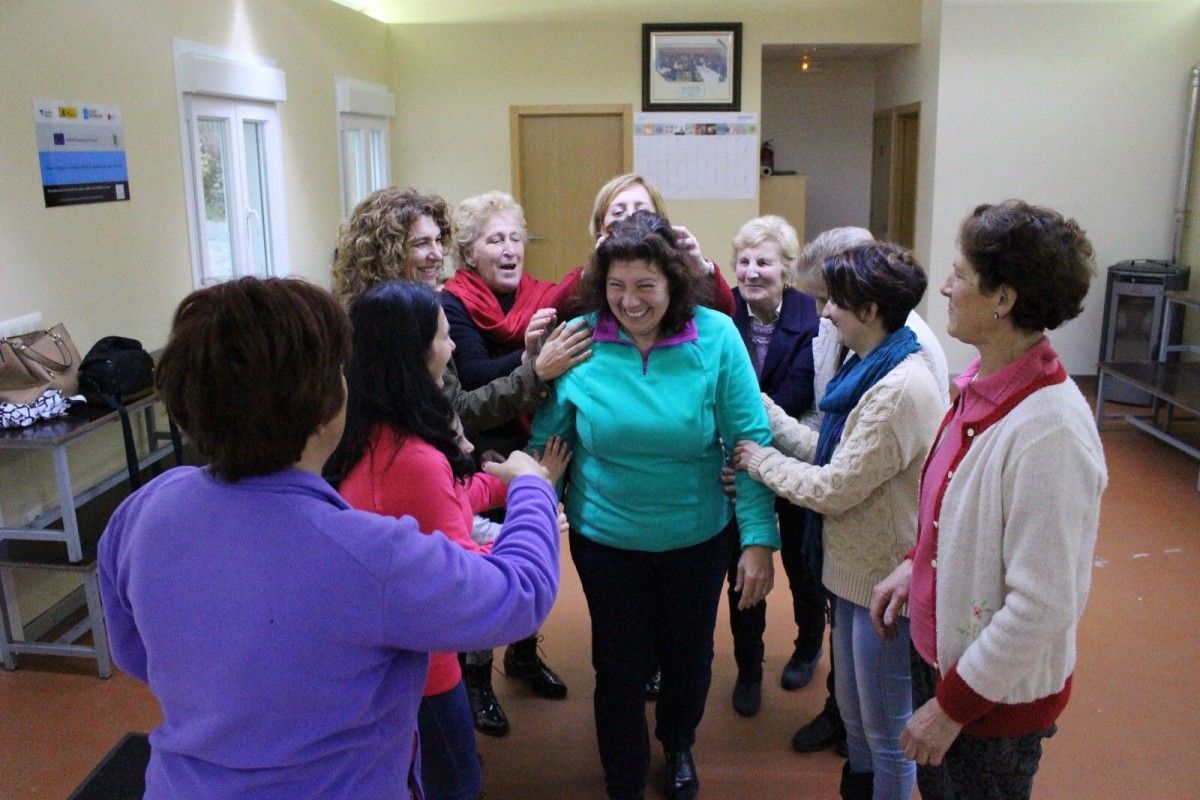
529, 305, 779, 553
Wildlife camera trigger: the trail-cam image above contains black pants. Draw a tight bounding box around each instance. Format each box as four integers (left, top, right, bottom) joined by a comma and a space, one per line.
726, 500, 825, 677
910, 645, 1055, 800
571, 522, 734, 800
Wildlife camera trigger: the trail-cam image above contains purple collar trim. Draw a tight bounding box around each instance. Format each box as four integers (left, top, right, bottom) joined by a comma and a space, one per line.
592, 311, 698, 348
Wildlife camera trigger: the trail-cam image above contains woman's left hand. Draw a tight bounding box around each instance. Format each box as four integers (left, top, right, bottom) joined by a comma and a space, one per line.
734, 545, 774, 609
901, 698, 963, 766
731, 439, 762, 471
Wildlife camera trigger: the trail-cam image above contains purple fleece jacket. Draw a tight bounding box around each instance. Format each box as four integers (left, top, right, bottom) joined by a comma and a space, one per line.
99, 467, 559, 800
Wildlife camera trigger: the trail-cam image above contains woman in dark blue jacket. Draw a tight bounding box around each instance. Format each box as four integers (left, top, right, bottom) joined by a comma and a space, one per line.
726, 215, 823, 716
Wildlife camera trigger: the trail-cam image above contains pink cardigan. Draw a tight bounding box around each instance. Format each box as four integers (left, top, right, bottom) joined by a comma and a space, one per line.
338, 425, 506, 695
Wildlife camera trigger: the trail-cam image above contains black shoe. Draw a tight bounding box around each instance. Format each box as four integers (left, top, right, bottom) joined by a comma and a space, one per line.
503, 638, 567, 699
790, 707, 845, 753
780, 647, 821, 691
731, 673, 762, 717
464, 663, 509, 737
838, 762, 874, 800
665, 749, 699, 800
645, 668, 662, 701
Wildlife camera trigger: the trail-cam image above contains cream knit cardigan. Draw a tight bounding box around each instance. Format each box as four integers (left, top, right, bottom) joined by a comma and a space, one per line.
931, 379, 1106, 705
747, 353, 942, 608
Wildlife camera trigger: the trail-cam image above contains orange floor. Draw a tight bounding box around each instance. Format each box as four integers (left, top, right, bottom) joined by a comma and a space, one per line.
2, 406, 1198, 799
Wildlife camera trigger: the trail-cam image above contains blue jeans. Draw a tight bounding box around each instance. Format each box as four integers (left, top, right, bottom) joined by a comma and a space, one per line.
832, 595, 915, 800
417, 681, 482, 800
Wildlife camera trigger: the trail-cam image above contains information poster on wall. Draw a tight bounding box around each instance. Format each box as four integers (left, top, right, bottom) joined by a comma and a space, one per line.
33, 100, 130, 208
633, 112, 758, 200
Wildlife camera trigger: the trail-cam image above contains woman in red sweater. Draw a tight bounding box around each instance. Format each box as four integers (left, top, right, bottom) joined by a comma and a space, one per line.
323, 280, 569, 800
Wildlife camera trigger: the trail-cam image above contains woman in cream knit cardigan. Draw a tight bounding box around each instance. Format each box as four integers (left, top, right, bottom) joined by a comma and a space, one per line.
733, 242, 941, 800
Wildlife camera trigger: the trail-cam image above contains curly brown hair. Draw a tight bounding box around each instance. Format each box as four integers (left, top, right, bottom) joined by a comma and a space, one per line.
331, 187, 450, 306
156, 277, 351, 481
577, 210, 705, 338
958, 200, 1095, 332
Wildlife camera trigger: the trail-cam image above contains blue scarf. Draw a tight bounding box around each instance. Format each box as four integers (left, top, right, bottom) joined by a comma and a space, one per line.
801, 325, 921, 580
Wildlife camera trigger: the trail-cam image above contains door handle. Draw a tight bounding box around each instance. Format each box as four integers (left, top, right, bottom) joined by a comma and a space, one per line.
528, 235, 545, 242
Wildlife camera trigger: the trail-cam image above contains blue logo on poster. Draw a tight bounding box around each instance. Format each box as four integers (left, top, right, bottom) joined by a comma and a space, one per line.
53, 133, 65, 145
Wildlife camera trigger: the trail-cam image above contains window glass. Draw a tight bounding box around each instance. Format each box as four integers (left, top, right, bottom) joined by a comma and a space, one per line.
243, 120, 272, 276
198, 118, 234, 282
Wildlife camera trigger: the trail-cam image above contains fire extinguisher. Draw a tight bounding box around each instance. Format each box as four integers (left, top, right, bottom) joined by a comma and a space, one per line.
760, 139, 775, 176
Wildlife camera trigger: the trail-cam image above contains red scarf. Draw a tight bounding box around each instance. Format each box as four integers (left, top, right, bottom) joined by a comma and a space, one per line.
442, 269, 561, 349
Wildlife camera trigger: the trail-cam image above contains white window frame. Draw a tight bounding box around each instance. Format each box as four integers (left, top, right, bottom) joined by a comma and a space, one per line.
174, 39, 289, 287
335, 77, 395, 219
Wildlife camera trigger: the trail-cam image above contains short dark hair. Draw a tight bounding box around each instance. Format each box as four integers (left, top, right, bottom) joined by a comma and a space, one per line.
958, 200, 1095, 332
578, 210, 706, 337
331, 187, 451, 306
824, 242, 928, 333
156, 277, 350, 481
323, 281, 473, 488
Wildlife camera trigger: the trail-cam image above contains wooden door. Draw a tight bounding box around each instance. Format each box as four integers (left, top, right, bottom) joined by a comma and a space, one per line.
891, 104, 920, 250
511, 105, 631, 282
869, 111, 893, 240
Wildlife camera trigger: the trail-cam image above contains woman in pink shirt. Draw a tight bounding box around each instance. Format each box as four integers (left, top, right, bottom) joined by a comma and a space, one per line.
871, 201, 1107, 800
324, 280, 569, 800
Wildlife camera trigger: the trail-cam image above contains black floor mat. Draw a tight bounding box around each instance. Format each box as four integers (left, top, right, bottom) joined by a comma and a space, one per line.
67, 732, 149, 800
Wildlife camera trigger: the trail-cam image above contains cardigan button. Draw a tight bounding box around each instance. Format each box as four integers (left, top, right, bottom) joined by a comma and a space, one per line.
947, 470, 954, 480
931, 558, 937, 569
966, 427, 975, 437
932, 520, 938, 529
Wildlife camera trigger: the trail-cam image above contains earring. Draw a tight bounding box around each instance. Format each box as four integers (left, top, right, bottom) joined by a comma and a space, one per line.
993, 311, 1000, 320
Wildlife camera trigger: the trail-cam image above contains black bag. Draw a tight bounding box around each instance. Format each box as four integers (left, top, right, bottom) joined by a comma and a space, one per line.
77, 337, 181, 488
78, 336, 154, 404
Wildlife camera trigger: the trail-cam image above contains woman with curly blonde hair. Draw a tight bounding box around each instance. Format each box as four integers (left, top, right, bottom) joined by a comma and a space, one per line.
332, 187, 451, 303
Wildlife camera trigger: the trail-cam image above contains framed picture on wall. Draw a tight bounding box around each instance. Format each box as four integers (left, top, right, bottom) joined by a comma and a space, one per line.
642, 23, 742, 112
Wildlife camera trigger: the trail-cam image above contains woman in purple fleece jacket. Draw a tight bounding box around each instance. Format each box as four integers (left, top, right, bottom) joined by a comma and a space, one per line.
98, 277, 561, 800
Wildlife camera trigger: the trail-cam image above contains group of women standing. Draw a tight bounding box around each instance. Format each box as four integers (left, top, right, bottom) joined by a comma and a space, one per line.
99, 167, 1108, 800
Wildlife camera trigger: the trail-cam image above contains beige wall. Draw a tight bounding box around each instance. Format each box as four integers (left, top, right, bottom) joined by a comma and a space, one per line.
0, 0, 390, 619
0, 0, 390, 351
923, 0, 1200, 375
387, 3, 920, 276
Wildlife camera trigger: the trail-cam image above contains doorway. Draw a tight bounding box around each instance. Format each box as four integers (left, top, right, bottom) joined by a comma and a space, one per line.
868, 102, 920, 249
510, 105, 632, 282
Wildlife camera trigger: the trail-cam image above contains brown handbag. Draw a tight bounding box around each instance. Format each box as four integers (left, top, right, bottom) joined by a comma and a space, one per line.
0, 323, 82, 406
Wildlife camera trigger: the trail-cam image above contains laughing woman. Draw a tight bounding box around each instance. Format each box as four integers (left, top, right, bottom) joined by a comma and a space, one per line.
441, 191, 581, 734
530, 211, 778, 800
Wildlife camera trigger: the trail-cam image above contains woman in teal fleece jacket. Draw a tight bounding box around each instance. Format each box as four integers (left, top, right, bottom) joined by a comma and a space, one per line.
528, 211, 777, 800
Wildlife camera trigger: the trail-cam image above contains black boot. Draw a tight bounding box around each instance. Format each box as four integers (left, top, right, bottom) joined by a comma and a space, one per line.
503, 634, 567, 699
665, 749, 699, 800
731, 668, 762, 717
791, 704, 846, 753
463, 662, 509, 737
838, 762, 873, 800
